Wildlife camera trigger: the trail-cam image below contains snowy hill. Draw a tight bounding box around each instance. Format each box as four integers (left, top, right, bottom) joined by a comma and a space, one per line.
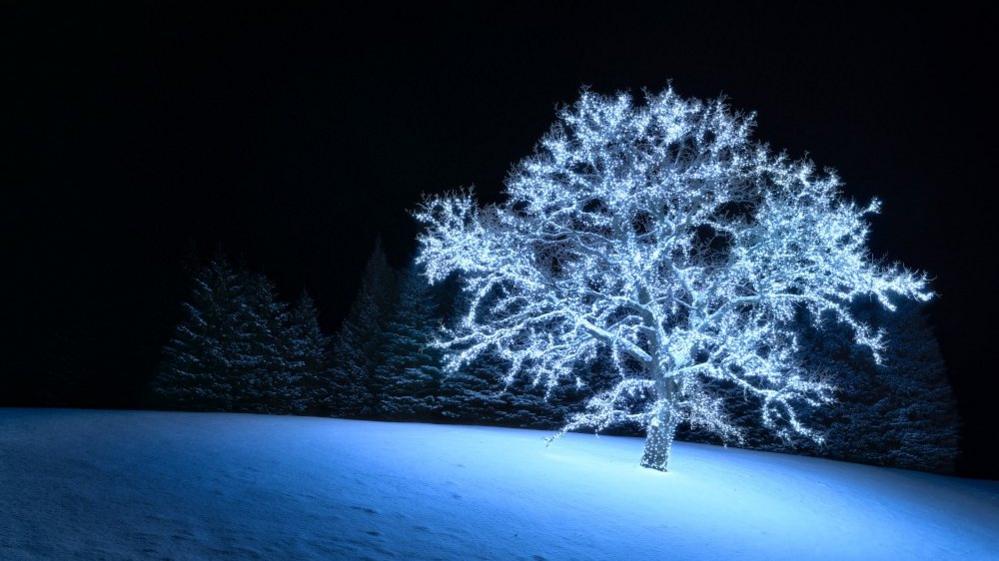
1, 409, 996, 560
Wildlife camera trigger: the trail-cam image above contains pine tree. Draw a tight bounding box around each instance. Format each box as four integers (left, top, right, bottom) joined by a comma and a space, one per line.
285, 291, 332, 415
328, 239, 396, 416
875, 301, 959, 472
154, 258, 331, 415
799, 299, 959, 472
234, 272, 293, 413
373, 262, 443, 420
153, 257, 248, 410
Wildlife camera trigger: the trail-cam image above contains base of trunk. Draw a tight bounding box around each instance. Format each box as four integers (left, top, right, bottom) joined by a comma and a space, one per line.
640, 420, 676, 472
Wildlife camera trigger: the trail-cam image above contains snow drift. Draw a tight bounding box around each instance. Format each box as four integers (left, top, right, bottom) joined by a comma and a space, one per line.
1, 409, 996, 560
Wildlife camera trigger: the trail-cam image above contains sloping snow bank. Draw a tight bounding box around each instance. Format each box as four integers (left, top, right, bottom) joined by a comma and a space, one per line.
1, 409, 996, 560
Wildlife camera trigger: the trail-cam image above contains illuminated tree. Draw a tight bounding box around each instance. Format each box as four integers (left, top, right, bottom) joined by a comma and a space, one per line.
415, 87, 932, 471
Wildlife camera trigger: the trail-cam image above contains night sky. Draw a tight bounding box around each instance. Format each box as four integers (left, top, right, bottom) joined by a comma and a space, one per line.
3, 5, 996, 476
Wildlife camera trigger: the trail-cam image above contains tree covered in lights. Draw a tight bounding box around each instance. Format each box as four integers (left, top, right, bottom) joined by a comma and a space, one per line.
414, 87, 932, 471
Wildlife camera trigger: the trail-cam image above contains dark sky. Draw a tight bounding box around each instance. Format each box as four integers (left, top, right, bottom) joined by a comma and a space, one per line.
3, 4, 996, 476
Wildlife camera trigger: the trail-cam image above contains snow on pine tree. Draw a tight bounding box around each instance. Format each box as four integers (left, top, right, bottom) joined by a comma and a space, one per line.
372, 262, 444, 420
414, 87, 932, 471
871, 300, 959, 472
284, 291, 333, 415
154, 257, 250, 410
236, 272, 297, 413
328, 239, 396, 417
155, 257, 322, 414
789, 298, 958, 472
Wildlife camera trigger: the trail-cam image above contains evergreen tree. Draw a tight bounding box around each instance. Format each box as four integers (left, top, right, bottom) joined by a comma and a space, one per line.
285, 291, 332, 415
153, 257, 248, 410
234, 272, 293, 413
328, 239, 396, 416
373, 263, 444, 419
798, 299, 959, 472
874, 301, 959, 472
154, 258, 331, 415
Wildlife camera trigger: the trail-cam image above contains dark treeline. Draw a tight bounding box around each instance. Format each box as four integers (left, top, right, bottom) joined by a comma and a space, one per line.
152, 243, 593, 429
151, 242, 959, 474
151, 256, 329, 414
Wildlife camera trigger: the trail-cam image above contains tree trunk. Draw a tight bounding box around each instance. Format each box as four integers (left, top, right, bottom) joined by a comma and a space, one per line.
640, 408, 677, 471
641, 373, 678, 472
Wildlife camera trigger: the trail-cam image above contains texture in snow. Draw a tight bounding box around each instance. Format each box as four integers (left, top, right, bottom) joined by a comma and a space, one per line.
1, 409, 996, 560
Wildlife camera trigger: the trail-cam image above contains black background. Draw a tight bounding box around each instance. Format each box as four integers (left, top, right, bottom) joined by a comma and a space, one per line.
3, 4, 996, 477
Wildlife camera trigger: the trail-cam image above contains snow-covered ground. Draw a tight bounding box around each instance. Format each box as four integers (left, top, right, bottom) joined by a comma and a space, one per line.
1, 409, 996, 561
